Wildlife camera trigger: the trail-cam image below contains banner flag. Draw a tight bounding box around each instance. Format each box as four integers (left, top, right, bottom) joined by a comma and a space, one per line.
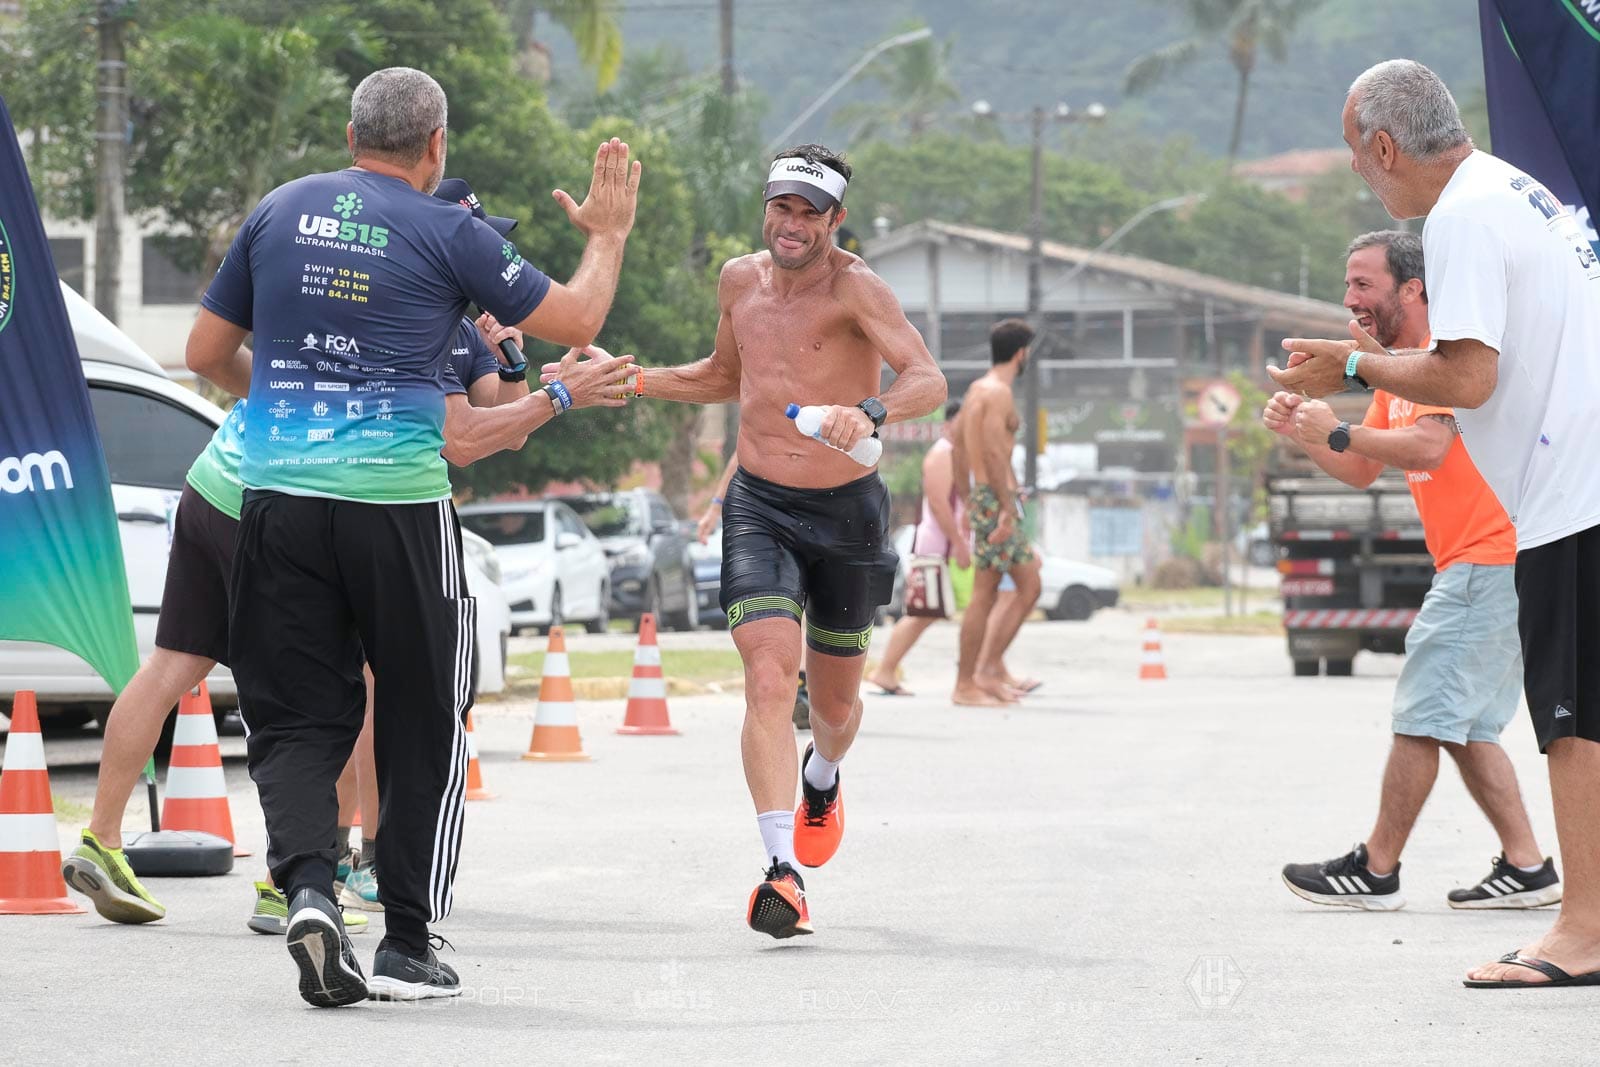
0, 94, 139, 692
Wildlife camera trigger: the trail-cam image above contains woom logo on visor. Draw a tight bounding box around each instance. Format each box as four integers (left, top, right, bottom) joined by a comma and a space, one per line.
764, 157, 848, 214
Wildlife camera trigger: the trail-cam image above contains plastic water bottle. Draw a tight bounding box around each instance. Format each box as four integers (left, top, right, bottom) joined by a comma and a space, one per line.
785, 403, 883, 466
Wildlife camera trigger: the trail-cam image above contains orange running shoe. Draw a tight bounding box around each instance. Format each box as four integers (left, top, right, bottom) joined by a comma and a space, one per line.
793, 743, 844, 868
747, 862, 813, 939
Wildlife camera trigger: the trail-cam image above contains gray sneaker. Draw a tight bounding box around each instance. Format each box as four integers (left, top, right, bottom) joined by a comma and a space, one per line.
286, 887, 368, 1007
367, 936, 462, 1001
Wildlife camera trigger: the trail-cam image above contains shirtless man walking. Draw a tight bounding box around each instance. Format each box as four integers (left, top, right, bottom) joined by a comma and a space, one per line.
952, 319, 1044, 707
618, 145, 945, 937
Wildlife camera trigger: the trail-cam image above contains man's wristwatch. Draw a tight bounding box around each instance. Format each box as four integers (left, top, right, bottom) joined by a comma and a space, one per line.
1344, 351, 1371, 392
856, 396, 888, 428
498, 357, 528, 382
1328, 420, 1352, 453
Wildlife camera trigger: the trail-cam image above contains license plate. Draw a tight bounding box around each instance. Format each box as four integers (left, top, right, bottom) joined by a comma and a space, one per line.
1282, 578, 1334, 597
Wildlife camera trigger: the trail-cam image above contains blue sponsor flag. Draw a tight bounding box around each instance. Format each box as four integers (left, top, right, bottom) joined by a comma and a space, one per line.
0, 95, 138, 692
1480, 0, 1600, 255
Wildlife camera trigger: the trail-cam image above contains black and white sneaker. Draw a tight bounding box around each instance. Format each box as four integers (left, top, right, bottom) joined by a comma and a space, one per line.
1282, 843, 1404, 911
1447, 854, 1562, 910
367, 935, 462, 1001
285, 887, 369, 1007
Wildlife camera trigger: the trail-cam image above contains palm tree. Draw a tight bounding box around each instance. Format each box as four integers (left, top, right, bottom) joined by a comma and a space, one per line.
834, 21, 960, 141
1123, 0, 1326, 168
501, 0, 624, 91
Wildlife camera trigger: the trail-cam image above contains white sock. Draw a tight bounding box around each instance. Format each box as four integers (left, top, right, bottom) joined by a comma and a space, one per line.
1514, 860, 1545, 874
804, 748, 841, 793
757, 811, 797, 871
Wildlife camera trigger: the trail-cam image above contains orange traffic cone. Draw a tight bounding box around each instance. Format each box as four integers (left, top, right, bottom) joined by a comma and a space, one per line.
618, 613, 679, 736
0, 691, 84, 914
161, 683, 249, 856
521, 627, 591, 762
1139, 618, 1168, 680
464, 712, 494, 799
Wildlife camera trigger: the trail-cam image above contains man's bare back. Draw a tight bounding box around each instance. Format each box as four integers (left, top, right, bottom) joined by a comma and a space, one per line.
722, 247, 895, 490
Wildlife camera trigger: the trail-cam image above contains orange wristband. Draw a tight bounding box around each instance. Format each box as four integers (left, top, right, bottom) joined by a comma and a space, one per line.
633, 368, 646, 398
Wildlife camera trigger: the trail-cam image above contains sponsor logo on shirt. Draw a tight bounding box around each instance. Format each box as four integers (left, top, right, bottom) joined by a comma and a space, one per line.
312, 401, 330, 417
314, 381, 350, 392
268, 380, 305, 391
269, 399, 294, 419
0, 450, 72, 494
346, 400, 364, 419
270, 358, 309, 370
296, 195, 390, 250
360, 429, 395, 440
307, 428, 335, 442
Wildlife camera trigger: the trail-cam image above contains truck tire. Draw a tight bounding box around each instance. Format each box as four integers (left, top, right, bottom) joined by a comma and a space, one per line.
1324, 658, 1354, 677
1293, 659, 1320, 677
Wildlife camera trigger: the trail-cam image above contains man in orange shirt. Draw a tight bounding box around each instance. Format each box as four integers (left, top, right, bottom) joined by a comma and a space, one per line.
1263, 231, 1560, 911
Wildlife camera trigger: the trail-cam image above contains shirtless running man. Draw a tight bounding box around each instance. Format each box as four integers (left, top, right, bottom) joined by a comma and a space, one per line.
612, 144, 945, 937
951, 319, 1044, 707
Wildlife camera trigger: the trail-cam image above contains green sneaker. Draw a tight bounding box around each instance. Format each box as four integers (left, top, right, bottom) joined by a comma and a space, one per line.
61, 829, 166, 924
249, 881, 366, 935
339, 865, 383, 912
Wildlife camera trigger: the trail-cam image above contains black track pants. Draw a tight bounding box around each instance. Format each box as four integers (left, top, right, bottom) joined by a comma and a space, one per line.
231, 491, 475, 953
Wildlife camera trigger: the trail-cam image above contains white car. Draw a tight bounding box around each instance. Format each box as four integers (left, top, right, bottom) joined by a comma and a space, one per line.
458, 501, 611, 634
0, 283, 510, 728
887, 524, 1120, 622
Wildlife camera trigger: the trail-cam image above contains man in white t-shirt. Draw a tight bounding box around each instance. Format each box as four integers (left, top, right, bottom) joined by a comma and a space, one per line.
1271, 59, 1600, 990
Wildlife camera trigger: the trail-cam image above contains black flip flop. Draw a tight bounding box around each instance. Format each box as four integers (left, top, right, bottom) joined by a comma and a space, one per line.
871, 684, 915, 697
1463, 951, 1600, 988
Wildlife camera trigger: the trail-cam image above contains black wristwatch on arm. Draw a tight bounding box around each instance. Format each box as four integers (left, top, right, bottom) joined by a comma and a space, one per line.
1327, 421, 1352, 453
856, 396, 888, 429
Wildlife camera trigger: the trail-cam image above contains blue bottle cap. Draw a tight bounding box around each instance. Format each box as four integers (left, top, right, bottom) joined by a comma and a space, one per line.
784, 403, 800, 419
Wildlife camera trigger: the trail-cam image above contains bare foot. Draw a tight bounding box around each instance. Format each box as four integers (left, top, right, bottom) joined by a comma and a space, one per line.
865, 672, 909, 695
1465, 924, 1600, 985
975, 673, 1022, 703
1003, 676, 1043, 694
952, 683, 1009, 707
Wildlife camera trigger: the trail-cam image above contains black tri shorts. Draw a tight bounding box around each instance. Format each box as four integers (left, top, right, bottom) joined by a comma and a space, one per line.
1514, 522, 1600, 751
719, 467, 899, 656
154, 483, 238, 666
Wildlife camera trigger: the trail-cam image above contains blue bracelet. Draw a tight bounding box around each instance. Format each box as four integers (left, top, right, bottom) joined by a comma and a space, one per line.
711, 496, 724, 505
545, 380, 574, 412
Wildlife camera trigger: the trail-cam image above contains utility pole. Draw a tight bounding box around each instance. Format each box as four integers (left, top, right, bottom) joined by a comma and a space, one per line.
1024, 105, 1045, 492
718, 0, 739, 463
93, 0, 129, 324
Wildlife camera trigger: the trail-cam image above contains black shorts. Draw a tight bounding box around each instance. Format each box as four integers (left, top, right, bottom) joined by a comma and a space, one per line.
720, 467, 898, 656
1515, 522, 1600, 751
154, 483, 238, 666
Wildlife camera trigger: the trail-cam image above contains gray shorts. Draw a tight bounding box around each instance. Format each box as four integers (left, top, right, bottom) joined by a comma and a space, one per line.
1392, 562, 1521, 745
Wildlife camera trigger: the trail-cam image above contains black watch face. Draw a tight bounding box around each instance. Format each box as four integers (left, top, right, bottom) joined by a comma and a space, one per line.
859, 398, 887, 426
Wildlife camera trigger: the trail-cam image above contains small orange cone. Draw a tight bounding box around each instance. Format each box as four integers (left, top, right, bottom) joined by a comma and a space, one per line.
521, 627, 591, 762
1139, 618, 1168, 680
618, 613, 679, 736
0, 691, 84, 915
464, 712, 494, 799
161, 683, 249, 856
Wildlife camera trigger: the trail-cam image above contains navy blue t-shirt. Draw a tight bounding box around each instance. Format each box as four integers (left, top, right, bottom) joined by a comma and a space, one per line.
202, 169, 550, 503
441, 318, 504, 396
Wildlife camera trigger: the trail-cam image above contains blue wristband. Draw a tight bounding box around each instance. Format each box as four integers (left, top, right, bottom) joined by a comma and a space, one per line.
545, 380, 573, 413
1344, 350, 1370, 391
711, 496, 724, 505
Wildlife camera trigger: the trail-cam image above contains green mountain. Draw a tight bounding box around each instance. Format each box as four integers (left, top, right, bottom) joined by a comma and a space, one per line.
544, 0, 1484, 163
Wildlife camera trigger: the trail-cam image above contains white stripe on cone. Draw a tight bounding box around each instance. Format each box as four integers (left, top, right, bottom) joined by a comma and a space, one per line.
535, 701, 578, 727
466, 728, 480, 759
172, 713, 219, 747
0, 731, 45, 771
634, 645, 661, 667
1141, 649, 1164, 664
163, 764, 228, 800
0, 812, 61, 852
628, 677, 667, 700
543, 653, 570, 677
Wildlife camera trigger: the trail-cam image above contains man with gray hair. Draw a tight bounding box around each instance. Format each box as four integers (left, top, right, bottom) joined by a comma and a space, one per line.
186, 66, 643, 1005
1267, 230, 1557, 915
1275, 59, 1600, 989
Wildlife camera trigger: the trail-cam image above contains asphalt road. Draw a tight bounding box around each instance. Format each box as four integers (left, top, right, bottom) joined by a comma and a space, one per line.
3, 611, 1594, 1063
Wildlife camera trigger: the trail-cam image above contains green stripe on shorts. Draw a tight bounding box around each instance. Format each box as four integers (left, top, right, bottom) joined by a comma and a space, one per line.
806, 620, 873, 653
726, 595, 802, 629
